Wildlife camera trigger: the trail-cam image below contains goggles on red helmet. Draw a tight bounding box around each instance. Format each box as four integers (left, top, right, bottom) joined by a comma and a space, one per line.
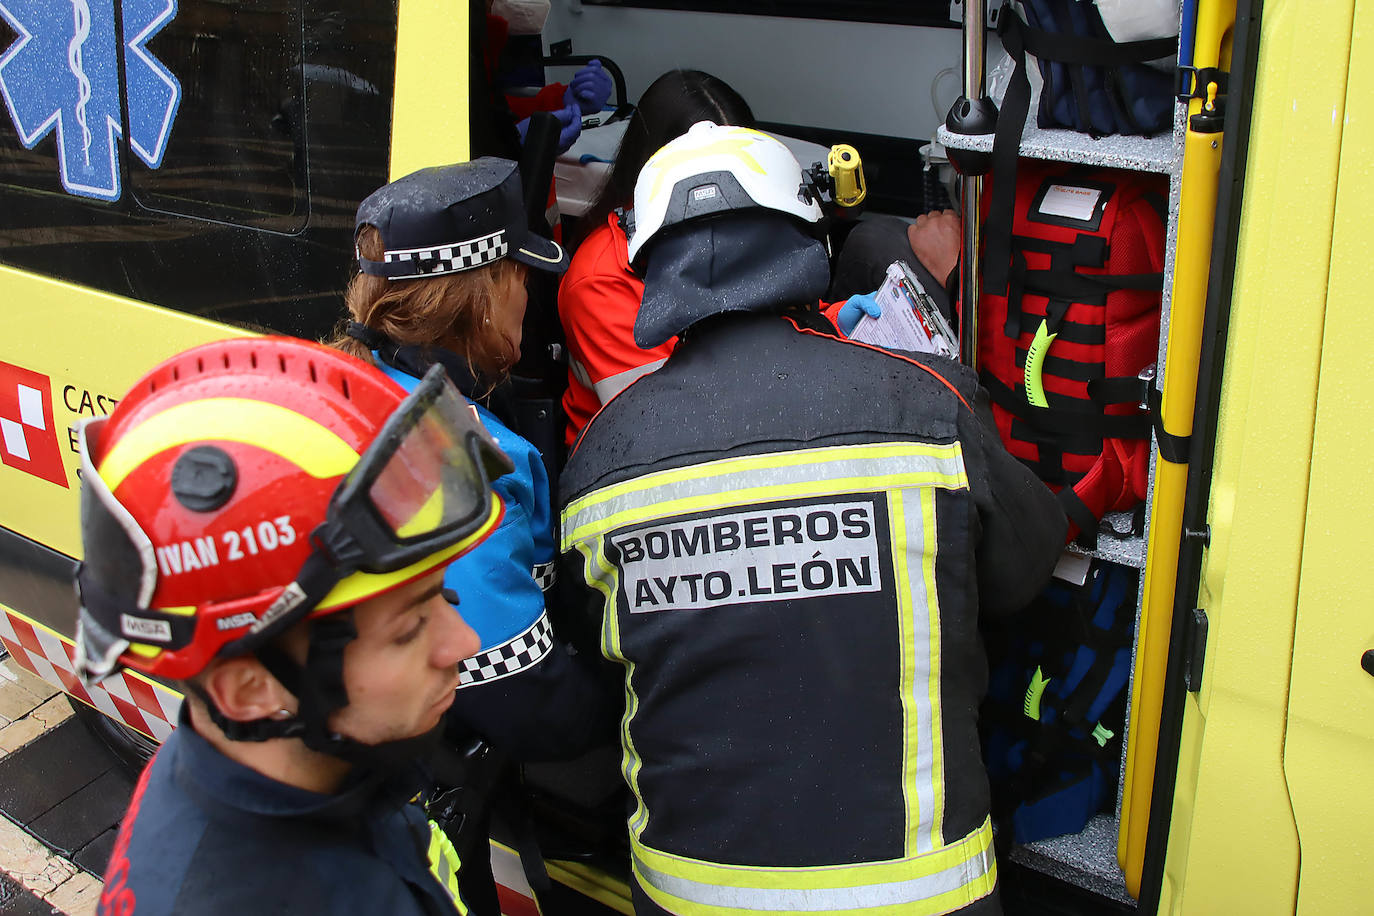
75, 362, 513, 685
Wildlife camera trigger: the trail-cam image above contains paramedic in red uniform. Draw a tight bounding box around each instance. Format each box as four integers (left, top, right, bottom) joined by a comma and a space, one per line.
557, 72, 967, 446
559, 122, 1067, 916
79, 337, 512, 916
557, 69, 754, 445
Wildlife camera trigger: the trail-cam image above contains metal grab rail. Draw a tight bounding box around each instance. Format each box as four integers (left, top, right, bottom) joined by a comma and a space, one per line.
960, 1, 985, 371
943, 0, 996, 370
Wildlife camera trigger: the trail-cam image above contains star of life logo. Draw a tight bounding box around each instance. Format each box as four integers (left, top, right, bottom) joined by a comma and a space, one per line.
0, 0, 181, 201
0, 360, 68, 488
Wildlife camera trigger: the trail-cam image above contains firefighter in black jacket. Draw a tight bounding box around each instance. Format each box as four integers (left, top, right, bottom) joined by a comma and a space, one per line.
77, 337, 515, 915
559, 121, 1068, 916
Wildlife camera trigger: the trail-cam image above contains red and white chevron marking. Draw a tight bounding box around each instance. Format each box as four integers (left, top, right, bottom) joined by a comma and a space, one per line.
0, 609, 180, 741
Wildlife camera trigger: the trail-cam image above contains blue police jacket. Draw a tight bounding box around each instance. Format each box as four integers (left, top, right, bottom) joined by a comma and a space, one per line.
384, 361, 554, 653
381, 356, 615, 760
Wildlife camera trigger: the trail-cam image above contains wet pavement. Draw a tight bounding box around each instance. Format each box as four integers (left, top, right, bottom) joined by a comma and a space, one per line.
0, 872, 50, 916
0, 655, 130, 915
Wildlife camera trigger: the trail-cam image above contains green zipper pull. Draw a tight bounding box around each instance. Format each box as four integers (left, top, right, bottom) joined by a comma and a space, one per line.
1024, 319, 1058, 408
1024, 666, 1051, 721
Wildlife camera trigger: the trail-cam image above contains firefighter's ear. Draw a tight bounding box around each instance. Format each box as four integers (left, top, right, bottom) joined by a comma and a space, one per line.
200, 655, 295, 723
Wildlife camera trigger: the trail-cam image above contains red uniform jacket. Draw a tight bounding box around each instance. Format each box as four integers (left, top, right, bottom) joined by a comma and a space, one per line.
558, 213, 844, 446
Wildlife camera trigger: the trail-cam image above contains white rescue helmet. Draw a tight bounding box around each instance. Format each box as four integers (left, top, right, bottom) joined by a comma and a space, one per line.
626, 121, 824, 266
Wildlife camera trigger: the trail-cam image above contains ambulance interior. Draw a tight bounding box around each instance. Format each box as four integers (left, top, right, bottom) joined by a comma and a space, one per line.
541, 4, 967, 225
517, 2, 1185, 911
0, 0, 1194, 910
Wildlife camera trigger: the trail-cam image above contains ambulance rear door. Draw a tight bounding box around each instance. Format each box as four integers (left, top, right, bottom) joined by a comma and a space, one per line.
1281, 0, 1374, 902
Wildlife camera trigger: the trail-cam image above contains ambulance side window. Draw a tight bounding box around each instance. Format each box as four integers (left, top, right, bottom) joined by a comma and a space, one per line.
0, 1, 395, 339
128, 2, 309, 231
126, 4, 394, 233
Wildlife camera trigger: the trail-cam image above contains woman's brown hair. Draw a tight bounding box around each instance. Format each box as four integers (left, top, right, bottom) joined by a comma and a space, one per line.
329, 225, 526, 381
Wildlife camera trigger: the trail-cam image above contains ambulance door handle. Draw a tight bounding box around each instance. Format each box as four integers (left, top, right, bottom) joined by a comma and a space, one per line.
1362, 650, 1374, 678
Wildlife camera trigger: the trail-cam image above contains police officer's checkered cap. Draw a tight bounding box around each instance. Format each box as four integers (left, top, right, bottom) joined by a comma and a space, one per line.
355, 158, 569, 280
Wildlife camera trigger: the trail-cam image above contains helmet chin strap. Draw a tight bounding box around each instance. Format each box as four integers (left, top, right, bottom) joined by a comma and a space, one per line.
196, 611, 448, 775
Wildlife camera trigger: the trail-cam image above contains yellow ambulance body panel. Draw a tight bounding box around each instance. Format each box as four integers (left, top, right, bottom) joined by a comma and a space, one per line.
392, 0, 472, 178
0, 0, 1372, 911
1281, 0, 1374, 902
1, 266, 251, 560
1162, 0, 1374, 909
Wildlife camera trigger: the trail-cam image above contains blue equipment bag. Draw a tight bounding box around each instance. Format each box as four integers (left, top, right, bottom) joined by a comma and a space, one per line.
981, 559, 1138, 845
1012, 0, 1176, 137
984, 2, 1178, 299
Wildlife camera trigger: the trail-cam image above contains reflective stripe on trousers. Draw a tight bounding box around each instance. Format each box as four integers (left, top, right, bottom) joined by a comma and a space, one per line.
632, 816, 996, 916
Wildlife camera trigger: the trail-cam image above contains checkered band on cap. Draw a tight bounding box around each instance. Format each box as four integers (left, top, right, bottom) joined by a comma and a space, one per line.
457, 612, 553, 687
382, 230, 510, 279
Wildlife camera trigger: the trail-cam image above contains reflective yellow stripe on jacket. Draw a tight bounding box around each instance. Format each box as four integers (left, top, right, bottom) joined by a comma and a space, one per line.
562, 443, 995, 912
563, 444, 969, 544
632, 817, 996, 916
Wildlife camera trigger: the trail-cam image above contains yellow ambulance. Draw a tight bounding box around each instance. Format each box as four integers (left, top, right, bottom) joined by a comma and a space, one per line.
0, 0, 1367, 912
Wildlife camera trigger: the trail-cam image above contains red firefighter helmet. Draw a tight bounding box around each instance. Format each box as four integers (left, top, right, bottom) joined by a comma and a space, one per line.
75, 336, 512, 684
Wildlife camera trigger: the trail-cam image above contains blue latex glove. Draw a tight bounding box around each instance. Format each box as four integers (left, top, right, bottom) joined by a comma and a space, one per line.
564, 59, 613, 115
516, 103, 583, 153
553, 102, 583, 151
837, 291, 882, 336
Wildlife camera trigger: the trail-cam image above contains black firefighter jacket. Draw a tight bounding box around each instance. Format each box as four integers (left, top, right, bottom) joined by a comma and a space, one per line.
559, 309, 1067, 916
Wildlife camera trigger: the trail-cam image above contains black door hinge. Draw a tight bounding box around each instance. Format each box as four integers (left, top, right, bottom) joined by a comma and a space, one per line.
1182, 608, 1209, 693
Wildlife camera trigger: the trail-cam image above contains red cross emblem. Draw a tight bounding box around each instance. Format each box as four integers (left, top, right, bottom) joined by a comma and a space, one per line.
0, 360, 68, 488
